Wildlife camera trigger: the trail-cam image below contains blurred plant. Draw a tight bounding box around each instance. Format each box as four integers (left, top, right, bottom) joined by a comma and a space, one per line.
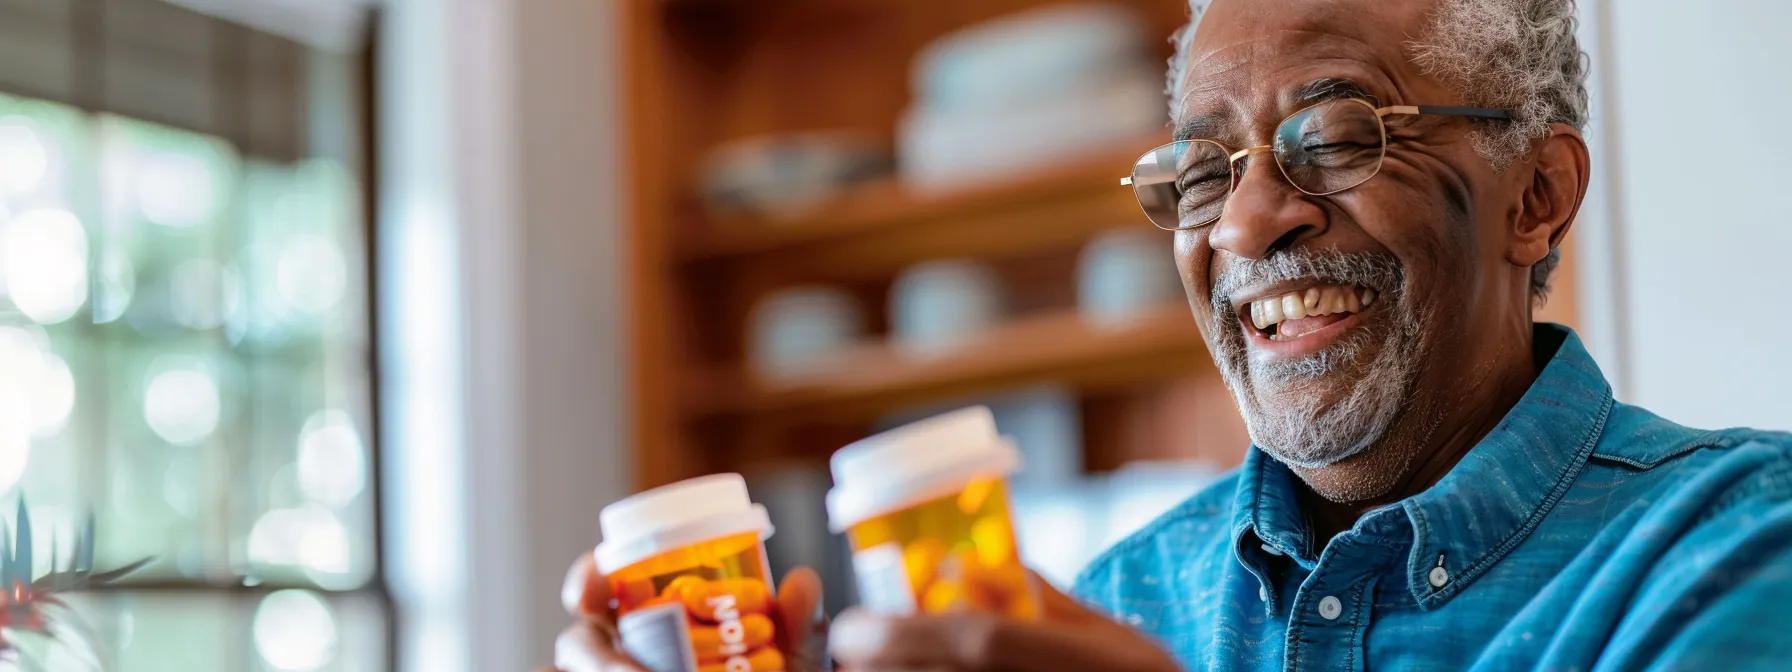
0, 498, 149, 671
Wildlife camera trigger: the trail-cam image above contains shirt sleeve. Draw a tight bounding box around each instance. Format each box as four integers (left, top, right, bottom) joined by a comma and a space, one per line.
1601, 451, 1792, 671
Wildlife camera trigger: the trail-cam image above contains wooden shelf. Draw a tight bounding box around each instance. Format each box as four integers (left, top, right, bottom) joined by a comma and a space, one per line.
678, 137, 1167, 281
684, 302, 1211, 421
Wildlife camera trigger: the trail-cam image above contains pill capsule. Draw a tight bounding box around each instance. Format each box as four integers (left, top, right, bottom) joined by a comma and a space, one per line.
689, 613, 775, 661
678, 578, 773, 621
662, 574, 708, 599
697, 646, 785, 672
969, 516, 1014, 569
922, 578, 974, 614
613, 578, 658, 611
902, 538, 949, 593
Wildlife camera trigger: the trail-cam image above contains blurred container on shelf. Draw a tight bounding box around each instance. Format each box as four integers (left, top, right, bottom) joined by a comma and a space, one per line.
889, 258, 1006, 355
898, 3, 1166, 190
747, 285, 867, 380
1012, 460, 1221, 589
1077, 228, 1182, 325
990, 386, 1080, 486
699, 130, 893, 219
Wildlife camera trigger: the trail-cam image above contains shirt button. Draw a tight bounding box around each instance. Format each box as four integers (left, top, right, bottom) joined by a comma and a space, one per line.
1317, 596, 1342, 620
1429, 566, 1451, 589
1259, 585, 1269, 602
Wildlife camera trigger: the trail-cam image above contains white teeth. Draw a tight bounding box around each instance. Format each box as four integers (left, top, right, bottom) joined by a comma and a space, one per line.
1260, 294, 1284, 327
1282, 294, 1307, 320
1246, 284, 1378, 334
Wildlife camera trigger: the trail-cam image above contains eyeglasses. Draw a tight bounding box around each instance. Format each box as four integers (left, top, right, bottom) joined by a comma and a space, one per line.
1121, 99, 1513, 231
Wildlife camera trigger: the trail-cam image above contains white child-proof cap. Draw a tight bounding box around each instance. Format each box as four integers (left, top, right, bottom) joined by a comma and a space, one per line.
595, 473, 775, 575
826, 405, 1022, 533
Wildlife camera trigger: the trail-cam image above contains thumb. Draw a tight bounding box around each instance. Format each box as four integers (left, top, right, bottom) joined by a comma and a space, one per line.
561, 552, 611, 618
775, 566, 827, 671
1033, 571, 1108, 624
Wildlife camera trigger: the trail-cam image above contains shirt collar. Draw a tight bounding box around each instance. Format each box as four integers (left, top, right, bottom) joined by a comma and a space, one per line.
1402, 324, 1613, 608
1228, 324, 1615, 609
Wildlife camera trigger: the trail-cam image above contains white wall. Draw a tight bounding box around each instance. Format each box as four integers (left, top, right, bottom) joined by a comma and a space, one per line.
379, 0, 630, 670
1595, 0, 1792, 430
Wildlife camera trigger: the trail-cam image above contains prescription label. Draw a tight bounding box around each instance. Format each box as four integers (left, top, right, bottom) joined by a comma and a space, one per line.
617, 601, 699, 672
851, 541, 918, 614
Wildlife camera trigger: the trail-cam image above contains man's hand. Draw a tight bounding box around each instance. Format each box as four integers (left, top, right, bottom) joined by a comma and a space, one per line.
828, 577, 1180, 672
543, 552, 826, 672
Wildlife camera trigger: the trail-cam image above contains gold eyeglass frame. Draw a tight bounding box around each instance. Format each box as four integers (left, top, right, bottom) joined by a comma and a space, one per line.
1120, 98, 1515, 231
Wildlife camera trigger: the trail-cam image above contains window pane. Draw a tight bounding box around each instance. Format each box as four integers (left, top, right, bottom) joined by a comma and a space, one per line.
0, 2, 381, 667
10, 590, 391, 671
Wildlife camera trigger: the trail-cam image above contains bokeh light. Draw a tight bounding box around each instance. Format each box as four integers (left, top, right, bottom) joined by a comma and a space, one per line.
30, 352, 74, 438
276, 235, 348, 314
143, 367, 221, 445
296, 409, 366, 508
2, 208, 89, 324
0, 325, 75, 441
299, 510, 353, 577
92, 251, 135, 324
249, 505, 359, 589
0, 116, 49, 195
135, 151, 218, 228
249, 507, 302, 565
252, 590, 338, 671
0, 324, 70, 494
169, 258, 230, 330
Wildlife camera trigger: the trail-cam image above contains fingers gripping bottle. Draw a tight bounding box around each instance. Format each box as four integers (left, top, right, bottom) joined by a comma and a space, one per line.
826, 406, 1041, 620
597, 474, 786, 672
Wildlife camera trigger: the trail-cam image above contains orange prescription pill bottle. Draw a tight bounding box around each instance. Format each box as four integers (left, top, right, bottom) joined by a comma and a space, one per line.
826, 406, 1041, 620
596, 474, 786, 672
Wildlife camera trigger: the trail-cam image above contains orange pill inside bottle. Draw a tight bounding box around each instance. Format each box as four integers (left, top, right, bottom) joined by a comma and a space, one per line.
826, 406, 1041, 620
597, 474, 785, 672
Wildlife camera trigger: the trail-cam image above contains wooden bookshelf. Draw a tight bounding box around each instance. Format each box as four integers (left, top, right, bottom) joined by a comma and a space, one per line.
681, 136, 1162, 266
685, 302, 1209, 420
620, 0, 1226, 488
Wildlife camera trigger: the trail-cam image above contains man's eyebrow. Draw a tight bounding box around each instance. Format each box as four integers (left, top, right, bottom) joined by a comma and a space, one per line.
1173, 78, 1375, 141
1295, 78, 1374, 105
1172, 116, 1223, 142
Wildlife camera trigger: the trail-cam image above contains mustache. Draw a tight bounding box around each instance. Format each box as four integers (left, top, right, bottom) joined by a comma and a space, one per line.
1210, 248, 1405, 317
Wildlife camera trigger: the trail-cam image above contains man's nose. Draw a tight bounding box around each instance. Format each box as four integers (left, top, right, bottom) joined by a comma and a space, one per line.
1205, 153, 1329, 260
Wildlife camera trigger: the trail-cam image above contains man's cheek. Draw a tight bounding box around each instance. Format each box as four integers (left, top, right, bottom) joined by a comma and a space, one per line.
1172, 230, 1210, 296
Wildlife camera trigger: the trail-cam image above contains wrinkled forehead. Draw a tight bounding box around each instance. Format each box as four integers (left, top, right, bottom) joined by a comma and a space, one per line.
1176, 0, 1451, 139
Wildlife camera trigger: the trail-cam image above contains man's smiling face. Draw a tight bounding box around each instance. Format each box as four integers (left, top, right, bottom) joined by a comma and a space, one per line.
1174, 0, 1537, 500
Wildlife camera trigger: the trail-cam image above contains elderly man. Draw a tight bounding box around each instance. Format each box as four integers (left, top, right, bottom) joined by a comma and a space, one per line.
552, 0, 1792, 670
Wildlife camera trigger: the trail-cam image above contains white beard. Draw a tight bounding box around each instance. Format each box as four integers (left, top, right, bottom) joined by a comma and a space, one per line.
1206, 249, 1425, 468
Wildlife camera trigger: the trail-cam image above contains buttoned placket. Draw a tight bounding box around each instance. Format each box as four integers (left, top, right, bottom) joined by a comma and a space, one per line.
1281, 508, 1409, 672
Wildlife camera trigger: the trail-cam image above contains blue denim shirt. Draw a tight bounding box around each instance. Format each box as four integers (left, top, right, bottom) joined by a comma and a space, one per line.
1074, 325, 1792, 671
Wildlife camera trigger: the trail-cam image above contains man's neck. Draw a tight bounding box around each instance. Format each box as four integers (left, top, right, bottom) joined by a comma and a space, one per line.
1292, 326, 1545, 544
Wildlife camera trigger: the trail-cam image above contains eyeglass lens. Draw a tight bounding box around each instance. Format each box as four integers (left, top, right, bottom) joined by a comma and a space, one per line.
1128, 99, 1388, 231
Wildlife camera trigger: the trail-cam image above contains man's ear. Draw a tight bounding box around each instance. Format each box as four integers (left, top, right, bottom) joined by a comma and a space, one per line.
1509, 123, 1591, 268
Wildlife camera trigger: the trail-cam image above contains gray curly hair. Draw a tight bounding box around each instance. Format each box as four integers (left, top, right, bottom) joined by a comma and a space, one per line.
1167, 0, 1590, 303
